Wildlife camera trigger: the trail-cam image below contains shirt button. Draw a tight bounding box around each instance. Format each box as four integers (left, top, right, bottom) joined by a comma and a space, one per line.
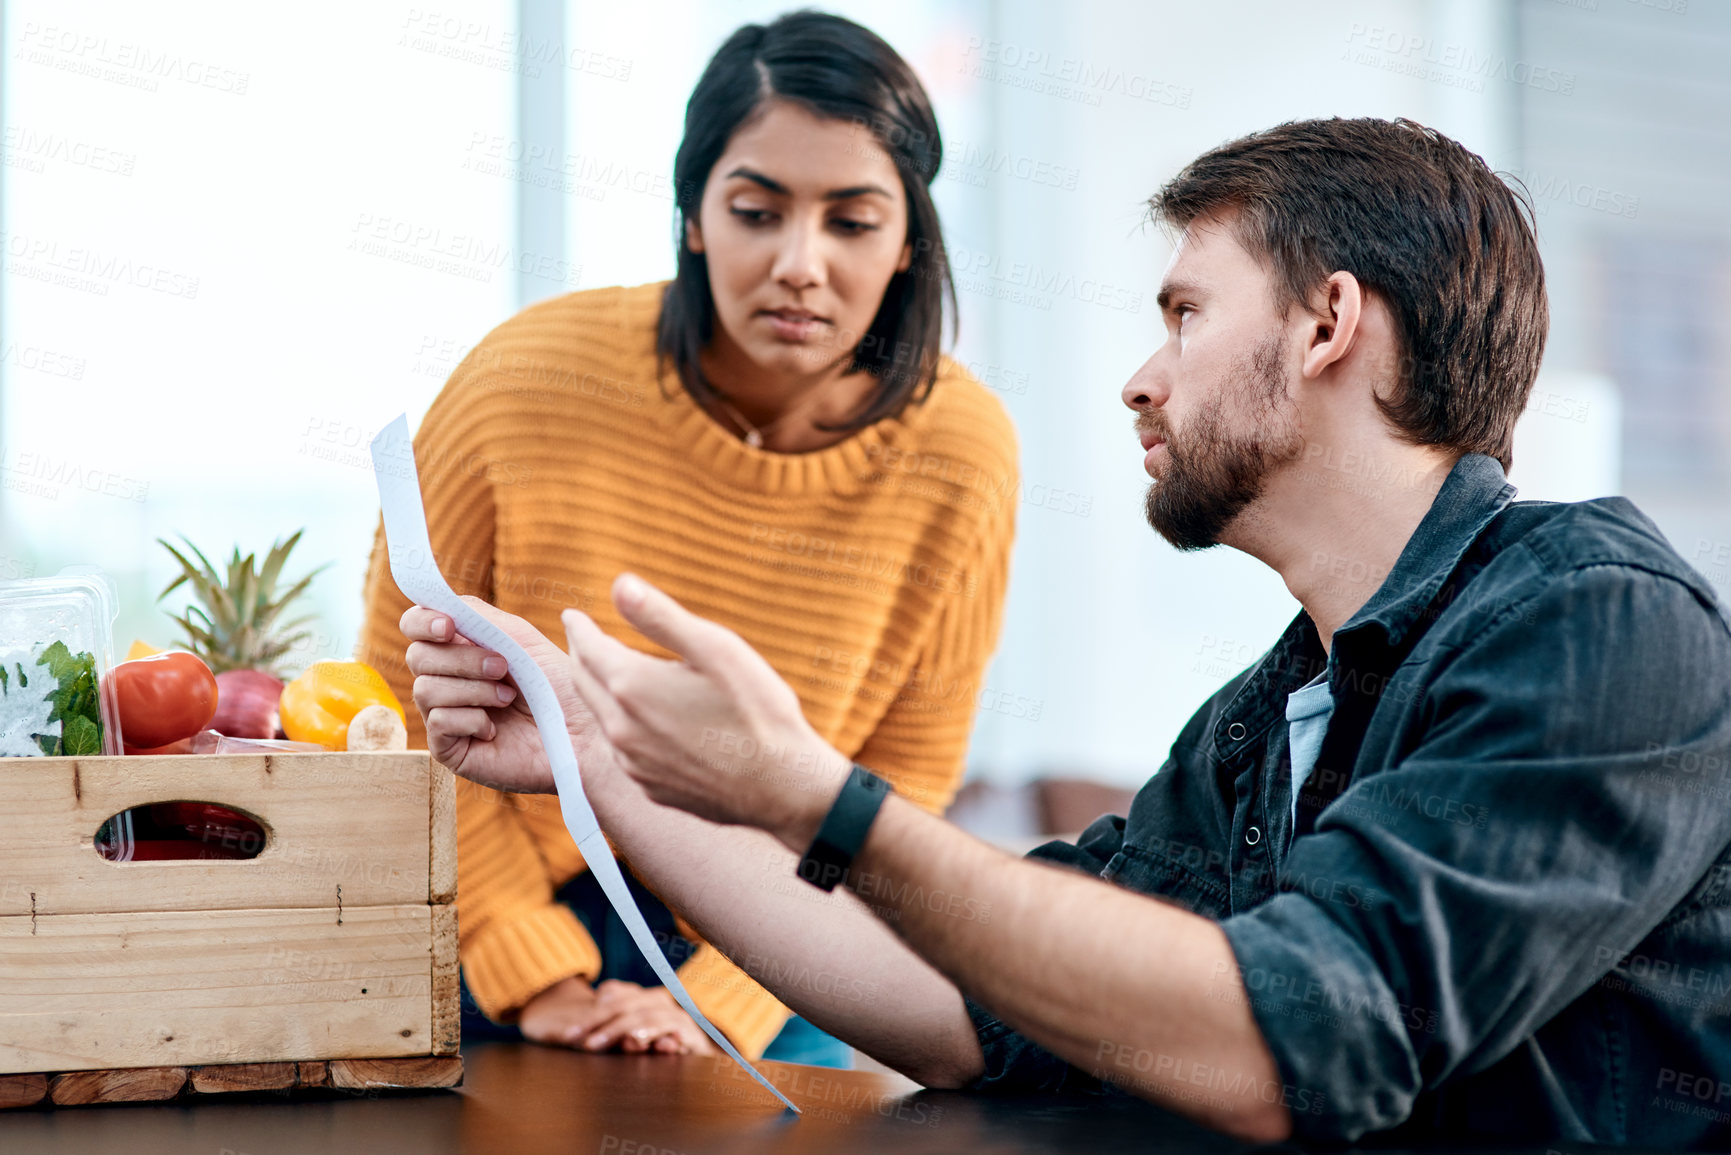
1245, 826, 1262, 847
1226, 722, 1247, 741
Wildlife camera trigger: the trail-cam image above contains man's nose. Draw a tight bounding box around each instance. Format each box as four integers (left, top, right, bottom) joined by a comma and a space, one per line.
1121, 354, 1169, 411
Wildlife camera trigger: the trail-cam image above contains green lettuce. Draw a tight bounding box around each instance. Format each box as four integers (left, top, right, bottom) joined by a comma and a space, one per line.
31, 641, 103, 756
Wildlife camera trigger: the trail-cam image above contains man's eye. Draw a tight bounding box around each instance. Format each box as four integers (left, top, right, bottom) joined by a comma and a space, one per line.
1176, 305, 1196, 327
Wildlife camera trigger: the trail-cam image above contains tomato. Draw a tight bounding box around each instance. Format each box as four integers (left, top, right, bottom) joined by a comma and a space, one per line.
110, 651, 219, 750
123, 736, 199, 756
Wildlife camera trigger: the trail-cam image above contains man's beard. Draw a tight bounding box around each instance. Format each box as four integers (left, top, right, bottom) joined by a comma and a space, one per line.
1142, 335, 1301, 550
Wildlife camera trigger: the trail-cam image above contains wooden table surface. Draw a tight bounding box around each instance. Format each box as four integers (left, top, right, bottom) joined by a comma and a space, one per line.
5, 1041, 1702, 1154
0, 1041, 1242, 1154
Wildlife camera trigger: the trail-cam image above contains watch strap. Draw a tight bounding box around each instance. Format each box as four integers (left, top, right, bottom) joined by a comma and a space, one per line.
797, 764, 891, 891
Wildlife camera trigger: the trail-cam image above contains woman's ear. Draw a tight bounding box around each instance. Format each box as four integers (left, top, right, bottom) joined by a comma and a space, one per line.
684, 216, 705, 255
896, 241, 912, 273
1300, 271, 1364, 381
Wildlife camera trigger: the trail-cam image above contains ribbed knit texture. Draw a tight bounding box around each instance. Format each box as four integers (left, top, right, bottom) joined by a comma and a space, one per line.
358, 281, 1018, 1058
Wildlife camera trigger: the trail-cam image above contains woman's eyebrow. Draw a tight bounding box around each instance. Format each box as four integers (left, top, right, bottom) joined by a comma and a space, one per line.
725, 166, 892, 201
727, 166, 789, 193
823, 183, 894, 201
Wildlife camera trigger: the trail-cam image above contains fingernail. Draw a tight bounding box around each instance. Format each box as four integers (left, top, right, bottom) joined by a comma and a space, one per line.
482, 656, 508, 678
496, 683, 515, 705
615, 573, 647, 607
435, 617, 452, 641
585, 1033, 607, 1049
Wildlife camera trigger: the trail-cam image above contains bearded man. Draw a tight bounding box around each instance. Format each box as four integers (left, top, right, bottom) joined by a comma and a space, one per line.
399, 118, 1731, 1146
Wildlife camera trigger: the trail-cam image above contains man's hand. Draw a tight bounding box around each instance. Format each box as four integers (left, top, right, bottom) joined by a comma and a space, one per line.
400, 596, 610, 794
560, 573, 849, 850
518, 977, 717, 1056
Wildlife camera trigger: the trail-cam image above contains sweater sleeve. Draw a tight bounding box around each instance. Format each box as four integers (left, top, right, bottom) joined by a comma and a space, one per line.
355, 381, 604, 1023
849, 452, 1019, 811
674, 462, 1020, 1057
673, 945, 796, 1060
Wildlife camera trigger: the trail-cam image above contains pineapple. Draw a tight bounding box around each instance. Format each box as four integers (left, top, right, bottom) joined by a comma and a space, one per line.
157, 530, 328, 677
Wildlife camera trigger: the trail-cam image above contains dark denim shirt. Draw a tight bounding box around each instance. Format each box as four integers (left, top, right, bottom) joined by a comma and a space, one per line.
966, 454, 1731, 1147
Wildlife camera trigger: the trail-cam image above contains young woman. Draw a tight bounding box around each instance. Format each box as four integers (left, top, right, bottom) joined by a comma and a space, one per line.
359, 11, 1018, 1069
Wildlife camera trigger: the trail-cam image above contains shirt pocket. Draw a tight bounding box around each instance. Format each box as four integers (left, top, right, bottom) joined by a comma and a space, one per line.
1107, 844, 1232, 920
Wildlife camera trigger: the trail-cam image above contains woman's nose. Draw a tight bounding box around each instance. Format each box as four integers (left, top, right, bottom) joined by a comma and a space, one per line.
772, 222, 824, 289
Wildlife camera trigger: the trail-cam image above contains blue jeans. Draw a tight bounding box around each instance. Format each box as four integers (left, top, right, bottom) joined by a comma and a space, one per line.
460, 867, 852, 1069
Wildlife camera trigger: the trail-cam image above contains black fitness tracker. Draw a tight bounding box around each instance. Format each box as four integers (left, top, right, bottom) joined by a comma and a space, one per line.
796, 764, 891, 892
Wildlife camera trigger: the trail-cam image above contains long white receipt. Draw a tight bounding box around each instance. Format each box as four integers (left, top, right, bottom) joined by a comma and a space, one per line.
370, 415, 798, 1113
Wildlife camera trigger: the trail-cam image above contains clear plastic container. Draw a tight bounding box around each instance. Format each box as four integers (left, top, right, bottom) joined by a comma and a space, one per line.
0, 568, 123, 756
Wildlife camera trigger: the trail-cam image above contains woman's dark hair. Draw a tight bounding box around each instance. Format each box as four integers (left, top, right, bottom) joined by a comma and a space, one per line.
656, 10, 955, 432
1150, 117, 1548, 471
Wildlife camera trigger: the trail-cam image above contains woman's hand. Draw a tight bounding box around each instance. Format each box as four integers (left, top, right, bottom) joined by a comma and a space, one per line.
517, 975, 607, 1047
582, 981, 720, 1056
518, 977, 718, 1056
400, 596, 610, 795
522, 976, 720, 1059
560, 573, 850, 850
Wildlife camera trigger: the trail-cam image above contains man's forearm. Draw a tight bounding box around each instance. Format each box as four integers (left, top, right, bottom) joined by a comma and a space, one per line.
582, 769, 984, 1082
840, 795, 1292, 1142
549, 580, 1283, 1136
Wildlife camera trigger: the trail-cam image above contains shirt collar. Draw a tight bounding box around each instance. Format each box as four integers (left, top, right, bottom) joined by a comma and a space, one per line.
1212, 454, 1515, 756
1334, 453, 1517, 649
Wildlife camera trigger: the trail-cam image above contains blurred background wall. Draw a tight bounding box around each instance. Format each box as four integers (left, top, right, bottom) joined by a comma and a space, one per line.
1, 0, 1720, 791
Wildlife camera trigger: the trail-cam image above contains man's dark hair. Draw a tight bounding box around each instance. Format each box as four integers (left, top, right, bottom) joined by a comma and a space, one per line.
656, 11, 955, 431
1150, 117, 1548, 469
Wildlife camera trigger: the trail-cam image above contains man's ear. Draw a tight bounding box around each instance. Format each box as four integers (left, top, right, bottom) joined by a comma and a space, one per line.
1300, 271, 1364, 381
684, 216, 705, 255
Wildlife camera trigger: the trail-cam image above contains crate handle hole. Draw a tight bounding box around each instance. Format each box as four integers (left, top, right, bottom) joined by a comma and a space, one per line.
94, 801, 269, 862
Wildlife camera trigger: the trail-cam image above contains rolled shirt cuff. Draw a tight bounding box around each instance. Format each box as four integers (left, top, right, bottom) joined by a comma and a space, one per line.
1219, 892, 1423, 1142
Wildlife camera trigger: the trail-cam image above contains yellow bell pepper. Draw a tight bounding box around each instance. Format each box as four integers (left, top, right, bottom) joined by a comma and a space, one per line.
125, 639, 162, 661
279, 661, 405, 750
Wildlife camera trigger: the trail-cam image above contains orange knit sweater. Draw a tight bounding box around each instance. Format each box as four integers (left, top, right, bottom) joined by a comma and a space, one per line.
358, 281, 1018, 1058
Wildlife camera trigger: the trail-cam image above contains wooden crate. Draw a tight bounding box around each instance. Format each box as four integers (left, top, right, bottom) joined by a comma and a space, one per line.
0, 752, 460, 1108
